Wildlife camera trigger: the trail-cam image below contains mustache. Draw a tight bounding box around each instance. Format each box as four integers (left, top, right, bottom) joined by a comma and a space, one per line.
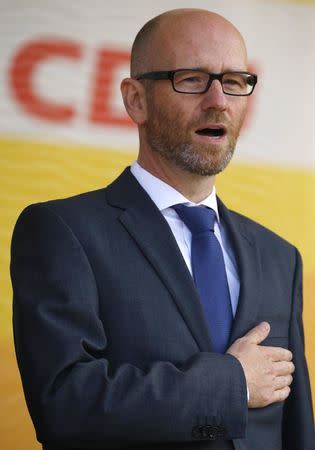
192, 111, 229, 127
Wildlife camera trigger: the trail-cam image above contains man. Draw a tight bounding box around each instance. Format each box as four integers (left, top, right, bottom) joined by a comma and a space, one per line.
11, 8, 314, 450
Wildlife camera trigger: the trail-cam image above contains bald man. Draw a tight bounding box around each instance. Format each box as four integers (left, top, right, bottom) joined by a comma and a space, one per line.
11, 9, 314, 450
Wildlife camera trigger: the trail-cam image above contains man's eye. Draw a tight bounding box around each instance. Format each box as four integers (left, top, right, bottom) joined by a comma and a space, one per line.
180, 76, 203, 83
223, 78, 242, 87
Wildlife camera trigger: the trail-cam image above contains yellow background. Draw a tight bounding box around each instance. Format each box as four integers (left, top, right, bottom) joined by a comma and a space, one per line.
0, 137, 314, 449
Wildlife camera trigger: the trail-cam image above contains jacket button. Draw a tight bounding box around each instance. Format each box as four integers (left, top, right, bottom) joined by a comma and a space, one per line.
192, 424, 226, 440
192, 425, 202, 439
201, 426, 209, 438
205, 425, 217, 440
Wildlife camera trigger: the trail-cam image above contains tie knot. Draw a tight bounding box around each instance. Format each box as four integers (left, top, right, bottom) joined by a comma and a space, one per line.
173, 204, 216, 235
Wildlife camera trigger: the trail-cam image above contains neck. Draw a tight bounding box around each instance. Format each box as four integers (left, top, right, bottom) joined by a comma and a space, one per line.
137, 152, 215, 203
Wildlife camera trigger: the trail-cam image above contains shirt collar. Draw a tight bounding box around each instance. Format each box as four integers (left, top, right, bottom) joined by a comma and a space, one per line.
130, 161, 220, 222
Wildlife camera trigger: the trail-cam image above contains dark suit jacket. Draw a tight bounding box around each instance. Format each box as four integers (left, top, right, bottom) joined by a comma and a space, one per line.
11, 168, 314, 450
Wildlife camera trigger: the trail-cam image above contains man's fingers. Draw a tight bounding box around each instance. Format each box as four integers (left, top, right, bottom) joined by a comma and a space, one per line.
274, 375, 293, 390
243, 322, 270, 345
272, 386, 291, 403
273, 361, 295, 376
263, 346, 293, 362
230, 323, 295, 409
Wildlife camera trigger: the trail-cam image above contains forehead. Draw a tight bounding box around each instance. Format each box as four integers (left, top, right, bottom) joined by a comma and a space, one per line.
152, 16, 247, 72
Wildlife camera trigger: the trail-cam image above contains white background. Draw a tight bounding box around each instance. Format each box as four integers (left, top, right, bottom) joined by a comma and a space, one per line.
1, 0, 315, 168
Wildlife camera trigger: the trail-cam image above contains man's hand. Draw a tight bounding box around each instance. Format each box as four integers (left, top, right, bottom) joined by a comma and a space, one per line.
227, 322, 294, 408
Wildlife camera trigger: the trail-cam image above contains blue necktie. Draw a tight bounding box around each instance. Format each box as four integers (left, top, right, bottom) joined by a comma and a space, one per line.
173, 205, 233, 353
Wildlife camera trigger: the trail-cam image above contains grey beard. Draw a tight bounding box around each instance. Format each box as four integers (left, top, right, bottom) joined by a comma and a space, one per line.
147, 137, 235, 177
172, 142, 235, 176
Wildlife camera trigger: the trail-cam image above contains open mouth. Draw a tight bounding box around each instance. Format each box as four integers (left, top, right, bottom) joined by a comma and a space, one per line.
195, 127, 226, 138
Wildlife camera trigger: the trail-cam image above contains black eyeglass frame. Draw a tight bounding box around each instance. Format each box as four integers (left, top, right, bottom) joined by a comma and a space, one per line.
136, 69, 258, 96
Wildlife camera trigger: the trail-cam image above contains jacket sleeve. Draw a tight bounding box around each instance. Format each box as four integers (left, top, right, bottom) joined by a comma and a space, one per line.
282, 248, 315, 450
11, 203, 248, 446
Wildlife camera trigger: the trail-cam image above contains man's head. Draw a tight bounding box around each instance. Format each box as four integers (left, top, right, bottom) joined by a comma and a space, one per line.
121, 9, 253, 179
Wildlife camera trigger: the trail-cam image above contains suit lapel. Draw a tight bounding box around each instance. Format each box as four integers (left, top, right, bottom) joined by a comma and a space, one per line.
106, 169, 263, 350
218, 198, 263, 343
106, 168, 213, 351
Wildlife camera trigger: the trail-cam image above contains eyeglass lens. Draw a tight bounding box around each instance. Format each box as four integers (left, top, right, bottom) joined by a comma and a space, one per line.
173, 70, 254, 95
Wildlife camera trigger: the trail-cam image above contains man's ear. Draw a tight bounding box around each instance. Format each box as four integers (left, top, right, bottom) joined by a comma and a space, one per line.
120, 78, 147, 125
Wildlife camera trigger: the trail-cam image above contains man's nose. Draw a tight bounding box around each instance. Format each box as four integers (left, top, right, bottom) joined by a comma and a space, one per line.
200, 79, 227, 111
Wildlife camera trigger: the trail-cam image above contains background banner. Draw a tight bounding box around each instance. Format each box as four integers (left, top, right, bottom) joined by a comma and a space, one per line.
1, 1, 314, 448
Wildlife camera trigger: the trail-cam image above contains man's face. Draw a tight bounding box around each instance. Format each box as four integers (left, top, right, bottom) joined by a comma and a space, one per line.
143, 16, 248, 176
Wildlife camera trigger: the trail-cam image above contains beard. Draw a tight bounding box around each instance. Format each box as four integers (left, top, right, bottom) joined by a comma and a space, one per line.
145, 104, 245, 177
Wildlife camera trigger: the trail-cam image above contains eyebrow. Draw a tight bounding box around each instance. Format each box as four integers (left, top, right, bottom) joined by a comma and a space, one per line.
175, 67, 247, 73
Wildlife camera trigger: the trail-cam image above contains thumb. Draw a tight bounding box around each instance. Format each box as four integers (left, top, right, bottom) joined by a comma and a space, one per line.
244, 322, 270, 345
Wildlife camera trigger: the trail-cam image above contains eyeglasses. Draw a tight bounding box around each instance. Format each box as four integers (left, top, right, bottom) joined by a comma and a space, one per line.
136, 69, 257, 96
